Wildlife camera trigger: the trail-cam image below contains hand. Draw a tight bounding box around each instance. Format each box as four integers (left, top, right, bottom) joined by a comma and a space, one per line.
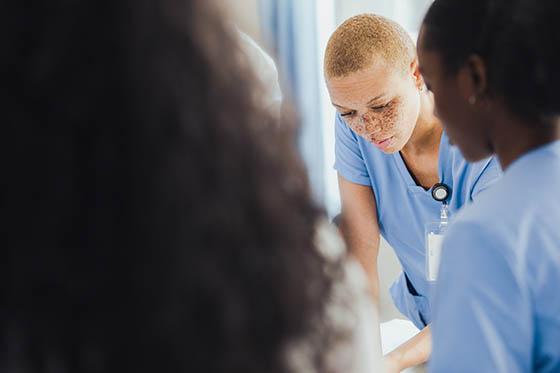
382, 352, 403, 373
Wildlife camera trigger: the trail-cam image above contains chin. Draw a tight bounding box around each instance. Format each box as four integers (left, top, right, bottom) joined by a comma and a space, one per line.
458, 146, 492, 163
386, 138, 406, 154
381, 146, 401, 155
370, 139, 402, 154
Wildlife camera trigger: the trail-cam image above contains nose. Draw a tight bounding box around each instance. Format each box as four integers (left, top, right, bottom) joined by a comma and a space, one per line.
360, 114, 380, 134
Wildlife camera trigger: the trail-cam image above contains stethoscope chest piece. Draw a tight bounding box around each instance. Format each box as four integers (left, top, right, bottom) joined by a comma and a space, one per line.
432, 183, 450, 203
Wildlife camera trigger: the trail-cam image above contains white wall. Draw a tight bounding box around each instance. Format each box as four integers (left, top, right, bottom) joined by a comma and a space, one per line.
335, 0, 433, 32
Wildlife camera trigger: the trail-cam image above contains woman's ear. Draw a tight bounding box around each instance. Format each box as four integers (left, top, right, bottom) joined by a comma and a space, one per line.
458, 55, 488, 103
410, 57, 425, 90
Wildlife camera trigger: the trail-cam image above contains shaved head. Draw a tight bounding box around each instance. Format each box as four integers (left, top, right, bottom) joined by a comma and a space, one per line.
324, 14, 416, 79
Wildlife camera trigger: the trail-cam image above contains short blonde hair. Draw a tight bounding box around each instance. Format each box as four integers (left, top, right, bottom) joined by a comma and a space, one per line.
324, 14, 416, 79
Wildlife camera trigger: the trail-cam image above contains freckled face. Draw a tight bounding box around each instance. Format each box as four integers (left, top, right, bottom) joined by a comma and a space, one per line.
326, 60, 421, 153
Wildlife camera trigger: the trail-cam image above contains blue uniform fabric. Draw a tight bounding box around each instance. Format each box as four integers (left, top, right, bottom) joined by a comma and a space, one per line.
430, 141, 560, 373
333, 114, 502, 329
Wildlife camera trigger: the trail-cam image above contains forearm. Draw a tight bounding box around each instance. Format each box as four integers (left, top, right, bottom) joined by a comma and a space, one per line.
366, 267, 380, 302
386, 324, 431, 370
337, 176, 381, 302
343, 233, 380, 302
338, 218, 380, 302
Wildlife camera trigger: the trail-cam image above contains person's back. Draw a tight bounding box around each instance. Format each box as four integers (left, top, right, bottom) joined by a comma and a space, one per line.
417, 0, 560, 370
433, 142, 560, 371
1, 0, 380, 372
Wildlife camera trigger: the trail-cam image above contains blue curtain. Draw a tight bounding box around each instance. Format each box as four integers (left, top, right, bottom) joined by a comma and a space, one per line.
260, 0, 325, 204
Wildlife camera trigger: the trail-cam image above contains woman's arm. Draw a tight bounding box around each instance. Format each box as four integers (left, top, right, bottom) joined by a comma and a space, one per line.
337, 174, 381, 301
383, 325, 431, 372
339, 174, 431, 372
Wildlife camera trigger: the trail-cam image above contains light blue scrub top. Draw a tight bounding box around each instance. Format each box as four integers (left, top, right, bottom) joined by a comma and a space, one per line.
334, 114, 502, 329
430, 141, 560, 373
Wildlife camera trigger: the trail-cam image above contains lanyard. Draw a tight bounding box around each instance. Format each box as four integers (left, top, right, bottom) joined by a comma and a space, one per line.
426, 182, 451, 282
432, 182, 450, 223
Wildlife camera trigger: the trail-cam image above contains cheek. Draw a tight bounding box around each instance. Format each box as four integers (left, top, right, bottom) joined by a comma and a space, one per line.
392, 95, 419, 137
375, 102, 405, 133
403, 94, 420, 125
431, 90, 460, 130
382, 105, 400, 130
356, 109, 400, 136
362, 116, 379, 133
364, 119, 378, 133
351, 98, 417, 138
347, 119, 366, 135
433, 94, 486, 156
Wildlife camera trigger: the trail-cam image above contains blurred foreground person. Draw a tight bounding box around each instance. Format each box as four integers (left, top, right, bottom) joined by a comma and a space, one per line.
1, 0, 380, 372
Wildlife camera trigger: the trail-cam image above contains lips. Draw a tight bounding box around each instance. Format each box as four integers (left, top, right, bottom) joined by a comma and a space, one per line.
374, 137, 393, 146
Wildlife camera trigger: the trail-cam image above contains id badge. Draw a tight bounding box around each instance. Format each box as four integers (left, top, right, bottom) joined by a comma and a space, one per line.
425, 221, 447, 282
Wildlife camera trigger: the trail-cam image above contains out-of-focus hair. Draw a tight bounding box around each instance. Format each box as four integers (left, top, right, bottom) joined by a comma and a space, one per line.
1, 0, 341, 372
423, 0, 560, 121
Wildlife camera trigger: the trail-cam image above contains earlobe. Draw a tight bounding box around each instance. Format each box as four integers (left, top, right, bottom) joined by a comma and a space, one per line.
467, 55, 488, 97
458, 55, 488, 104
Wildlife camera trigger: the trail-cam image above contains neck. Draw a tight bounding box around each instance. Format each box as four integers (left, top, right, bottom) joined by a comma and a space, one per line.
491, 112, 560, 170
401, 92, 442, 156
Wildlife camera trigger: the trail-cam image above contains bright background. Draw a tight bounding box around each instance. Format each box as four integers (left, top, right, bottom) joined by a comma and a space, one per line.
223, 0, 434, 322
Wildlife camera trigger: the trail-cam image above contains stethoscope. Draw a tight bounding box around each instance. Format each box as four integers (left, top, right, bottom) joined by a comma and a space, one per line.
432, 183, 450, 203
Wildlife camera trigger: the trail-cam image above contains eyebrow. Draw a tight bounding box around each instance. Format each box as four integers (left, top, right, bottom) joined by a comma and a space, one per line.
332, 103, 351, 111
366, 94, 385, 105
332, 94, 386, 111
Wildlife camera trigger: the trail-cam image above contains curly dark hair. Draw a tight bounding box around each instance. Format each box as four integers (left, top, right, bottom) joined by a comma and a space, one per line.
422, 0, 560, 121
1, 0, 340, 372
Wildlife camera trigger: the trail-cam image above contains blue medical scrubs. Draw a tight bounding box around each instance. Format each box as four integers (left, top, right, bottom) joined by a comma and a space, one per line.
334, 114, 502, 329
430, 141, 560, 372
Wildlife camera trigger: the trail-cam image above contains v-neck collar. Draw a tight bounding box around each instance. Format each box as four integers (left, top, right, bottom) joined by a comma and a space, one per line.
392, 131, 446, 195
